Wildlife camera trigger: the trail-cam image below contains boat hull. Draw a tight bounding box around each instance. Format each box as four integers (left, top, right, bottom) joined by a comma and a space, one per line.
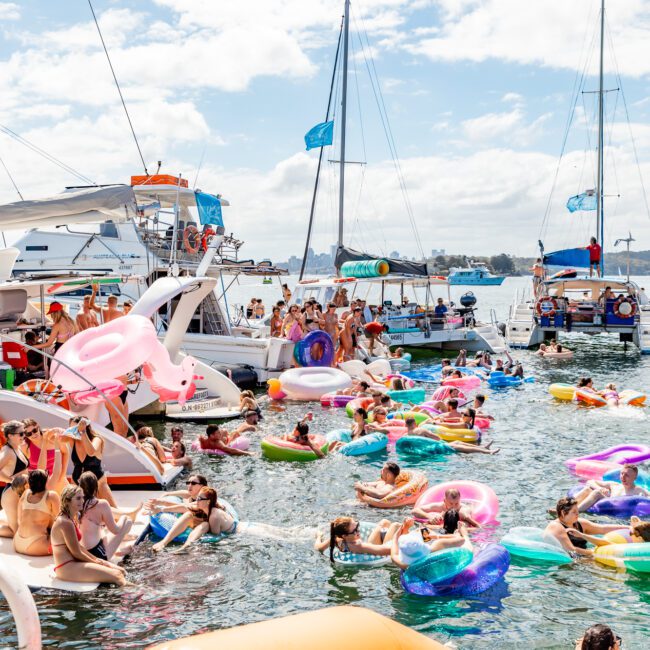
448, 277, 505, 286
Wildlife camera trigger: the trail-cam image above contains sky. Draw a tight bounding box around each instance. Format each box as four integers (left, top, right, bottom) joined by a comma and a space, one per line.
0, 0, 649, 263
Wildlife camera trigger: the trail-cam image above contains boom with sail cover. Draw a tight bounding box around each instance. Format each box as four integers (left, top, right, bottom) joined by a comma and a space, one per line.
335, 245, 429, 276
543, 247, 590, 268
0, 185, 137, 230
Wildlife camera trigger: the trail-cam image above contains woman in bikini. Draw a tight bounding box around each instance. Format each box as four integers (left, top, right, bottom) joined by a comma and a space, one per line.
0, 474, 28, 538
322, 303, 340, 361
269, 306, 283, 337
544, 497, 621, 557
314, 516, 400, 561
78, 472, 134, 562
301, 301, 322, 334
281, 305, 303, 341
33, 302, 77, 354
50, 485, 127, 586
67, 416, 116, 507
135, 426, 167, 474
13, 469, 60, 556
152, 487, 237, 552
0, 420, 29, 483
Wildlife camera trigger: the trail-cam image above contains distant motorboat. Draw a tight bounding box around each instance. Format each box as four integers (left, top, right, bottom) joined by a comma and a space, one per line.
448, 263, 505, 286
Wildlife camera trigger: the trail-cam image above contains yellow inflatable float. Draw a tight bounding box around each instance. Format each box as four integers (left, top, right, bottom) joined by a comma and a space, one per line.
148, 606, 447, 650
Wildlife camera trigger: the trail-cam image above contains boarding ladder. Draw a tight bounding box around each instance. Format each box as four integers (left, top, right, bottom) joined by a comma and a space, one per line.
201, 293, 228, 335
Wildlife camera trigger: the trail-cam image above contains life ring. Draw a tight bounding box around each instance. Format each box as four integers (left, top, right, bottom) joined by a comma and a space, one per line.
183, 225, 200, 254
15, 379, 70, 410
535, 296, 557, 317
613, 297, 637, 319
333, 277, 356, 283
293, 330, 334, 367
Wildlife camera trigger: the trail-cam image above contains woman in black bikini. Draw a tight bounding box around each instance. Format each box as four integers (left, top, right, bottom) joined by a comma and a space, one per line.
314, 516, 400, 561
68, 417, 116, 508
0, 420, 29, 484
544, 497, 621, 557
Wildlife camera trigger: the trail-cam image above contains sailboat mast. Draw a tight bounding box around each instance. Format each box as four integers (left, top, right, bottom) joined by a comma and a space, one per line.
596, 0, 605, 275
337, 0, 350, 256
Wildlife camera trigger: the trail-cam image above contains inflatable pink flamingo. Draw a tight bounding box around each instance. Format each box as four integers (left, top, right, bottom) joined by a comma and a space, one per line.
51, 315, 198, 405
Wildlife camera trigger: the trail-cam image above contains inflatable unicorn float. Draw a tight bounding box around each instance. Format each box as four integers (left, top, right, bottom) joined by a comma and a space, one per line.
51, 315, 199, 405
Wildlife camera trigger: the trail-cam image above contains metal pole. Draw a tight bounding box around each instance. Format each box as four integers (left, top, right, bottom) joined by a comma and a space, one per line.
597, 0, 605, 275
300, 16, 344, 281
337, 0, 350, 257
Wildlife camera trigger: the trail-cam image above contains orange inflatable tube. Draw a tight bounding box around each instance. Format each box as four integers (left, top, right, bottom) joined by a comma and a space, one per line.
148, 606, 446, 650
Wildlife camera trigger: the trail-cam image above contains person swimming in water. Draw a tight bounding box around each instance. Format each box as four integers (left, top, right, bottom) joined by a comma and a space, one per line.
573, 464, 649, 513
404, 418, 499, 455
284, 418, 326, 459
411, 487, 482, 528
314, 516, 400, 561
354, 462, 401, 502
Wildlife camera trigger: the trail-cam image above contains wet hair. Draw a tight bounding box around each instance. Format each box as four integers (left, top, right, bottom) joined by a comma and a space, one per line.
10, 473, 28, 494
556, 344, 563, 352
206, 424, 220, 437
631, 521, 650, 542
577, 377, 592, 388
174, 441, 186, 457
463, 407, 476, 428
78, 471, 98, 521
28, 469, 48, 494
447, 398, 458, 409
442, 509, 460, 534
556, 496, 577, 519
474, 394, 486, 406
580, 624, 617, 650
405, 417, 416, 426
380, 395, 391, 405
354, 407, 368, 420
621, 463, 639, 477
444, 488, 460, 500
2, 420, 24, 441
59, 485, 82, 519
384, 462, 400, 478
329, 516, 355, 562
296, 422, 309, 437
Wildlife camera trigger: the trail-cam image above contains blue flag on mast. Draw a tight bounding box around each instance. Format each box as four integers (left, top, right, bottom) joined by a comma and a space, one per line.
195, 191, 223, 227
304, 121, 334, 150
566, 190, 597, 213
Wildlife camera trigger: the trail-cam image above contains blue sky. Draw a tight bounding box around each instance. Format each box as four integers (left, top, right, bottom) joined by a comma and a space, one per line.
0, 0, 649, 262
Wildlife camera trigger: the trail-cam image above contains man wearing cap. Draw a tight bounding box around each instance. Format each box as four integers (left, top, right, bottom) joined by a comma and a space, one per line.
76, 294, 100, 331
89, 284, 124, 323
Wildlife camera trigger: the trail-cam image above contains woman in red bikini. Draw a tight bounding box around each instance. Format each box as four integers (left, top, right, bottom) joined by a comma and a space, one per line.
50, 485, 127, 586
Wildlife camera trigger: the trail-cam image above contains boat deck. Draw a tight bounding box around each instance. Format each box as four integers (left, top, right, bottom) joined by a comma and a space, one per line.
0, 491, 151, 593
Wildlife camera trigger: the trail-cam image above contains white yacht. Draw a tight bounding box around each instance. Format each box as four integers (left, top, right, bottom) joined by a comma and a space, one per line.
2, 180, 296, 382
293, 275, 507, 353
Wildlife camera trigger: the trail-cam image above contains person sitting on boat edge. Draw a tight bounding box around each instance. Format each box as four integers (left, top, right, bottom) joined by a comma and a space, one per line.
0, 474, 28, 538
355, 462, 401, 502
14, 469, 60, 556
0, 420, 29, 485
315, 516, 400, 560
50, 485, 128, 585
573, 464, 648, 513
404, 417, 499, 455
152, 486, 237, 552
544, 497, 621, 558
389, 516, 471, 570
411, 487, 482, 528
200, 424, 253, 457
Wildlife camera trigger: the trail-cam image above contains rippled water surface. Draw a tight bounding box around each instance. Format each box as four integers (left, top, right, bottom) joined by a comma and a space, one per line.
2, 277, 650, 649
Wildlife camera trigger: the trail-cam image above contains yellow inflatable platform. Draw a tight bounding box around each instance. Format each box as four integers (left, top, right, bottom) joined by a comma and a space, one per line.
148, 606, 447, 650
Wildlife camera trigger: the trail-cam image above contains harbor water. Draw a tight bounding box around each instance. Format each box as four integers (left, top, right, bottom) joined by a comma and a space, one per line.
1, 276, 649, 648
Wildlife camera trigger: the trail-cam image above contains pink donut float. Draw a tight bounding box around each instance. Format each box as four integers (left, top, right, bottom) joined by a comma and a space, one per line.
415, 480, 499, 525
441, 375, 481, 389
573, 460, 623, 480
190, 437, 251, 456
566, 444, 650, 471
430, 386, 467, 402
320, 393, 355, 408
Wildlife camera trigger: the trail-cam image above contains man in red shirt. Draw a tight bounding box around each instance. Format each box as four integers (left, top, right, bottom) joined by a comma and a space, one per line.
587, 236, 601, 277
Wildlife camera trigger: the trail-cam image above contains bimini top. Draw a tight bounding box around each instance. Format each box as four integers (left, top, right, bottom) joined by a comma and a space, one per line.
0, 185, 137, 230
297, 275, 448, 288
542, 276, 641, 292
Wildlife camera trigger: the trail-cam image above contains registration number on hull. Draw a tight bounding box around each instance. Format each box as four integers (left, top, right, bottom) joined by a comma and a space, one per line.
168, 398, 222, 413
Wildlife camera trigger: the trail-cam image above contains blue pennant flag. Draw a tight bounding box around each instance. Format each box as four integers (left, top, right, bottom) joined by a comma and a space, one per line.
566, 190, 597, 213
195, 191, 223, 227
304, 120, 334, 150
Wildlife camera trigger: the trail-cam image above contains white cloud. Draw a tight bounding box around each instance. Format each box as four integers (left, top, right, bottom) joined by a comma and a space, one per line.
501, 92, 524, 105
408, 0, 650, 78
0, 2, 19, 21
461, 108, 552, 147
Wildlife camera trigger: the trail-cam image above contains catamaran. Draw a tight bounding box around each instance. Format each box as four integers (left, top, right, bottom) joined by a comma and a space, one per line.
293, 0, 506, 354
505, 0, 650, 353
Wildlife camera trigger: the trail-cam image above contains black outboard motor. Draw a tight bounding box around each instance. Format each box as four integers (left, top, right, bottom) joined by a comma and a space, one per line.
456, 292, 477, 326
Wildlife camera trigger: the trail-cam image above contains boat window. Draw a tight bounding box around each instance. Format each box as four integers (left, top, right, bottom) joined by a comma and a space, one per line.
99, 221, 118, 238
26, 245, 48, 251
55, 285, 122, 298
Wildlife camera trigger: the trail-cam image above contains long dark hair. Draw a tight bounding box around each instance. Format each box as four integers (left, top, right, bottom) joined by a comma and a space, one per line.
442, 509, 460, 534
463, 408, 476, 429
78, 471, 98, 521
328, 516, 354, 562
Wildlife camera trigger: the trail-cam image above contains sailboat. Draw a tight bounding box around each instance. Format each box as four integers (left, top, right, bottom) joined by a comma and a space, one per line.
292, 0, 506, 354
505, 0, 650, 353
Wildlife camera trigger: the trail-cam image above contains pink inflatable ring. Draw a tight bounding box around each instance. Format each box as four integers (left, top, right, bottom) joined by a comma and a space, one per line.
415, 480, 499, 525
190, 437, 251, 456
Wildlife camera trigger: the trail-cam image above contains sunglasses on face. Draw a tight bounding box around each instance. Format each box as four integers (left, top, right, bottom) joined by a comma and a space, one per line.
345, 522, 360, 536
24, 428, 38, 436
196, 496, 211, 502
186, 481, 201, 486
9, 431, 25, 437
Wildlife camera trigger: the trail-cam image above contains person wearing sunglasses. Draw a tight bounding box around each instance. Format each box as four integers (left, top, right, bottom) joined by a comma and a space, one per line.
152, 487, 237, 552
0, 421, 30, 484
576, 624, 622, 650
145, 475, 208, 511
281, 304, 303, 342
314, 516, 400, 561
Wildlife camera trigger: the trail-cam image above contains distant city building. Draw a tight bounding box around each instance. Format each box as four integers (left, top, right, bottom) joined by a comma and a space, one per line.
431, 248, 445, 257
278, 245, 336, 274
